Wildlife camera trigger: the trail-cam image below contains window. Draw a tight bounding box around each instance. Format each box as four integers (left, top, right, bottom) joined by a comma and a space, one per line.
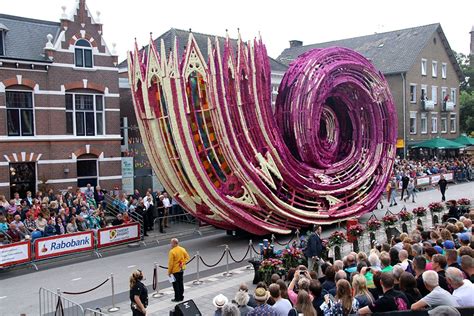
0, 31, 4, 56
9, 162, 36, 199
420, 113, 427, 134
432, 61, 438, 77
441, 87, 448, 103
431, 113, 438, 133
442, 63, 447, 79
74, 39, 93, 68
77, 155, 98, 187
421, 59, 427, 76
409, 112, 417, 134
410, 84, 417, 103
6, 91, 34, 136
450, 88, 456, 105
441, 116, 447, 133
450, 114, 456, 133
421, 85, 427, 101
65, 93, 104, 136
432, 86, 437, 104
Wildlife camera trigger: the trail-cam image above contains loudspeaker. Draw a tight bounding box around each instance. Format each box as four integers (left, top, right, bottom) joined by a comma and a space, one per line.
171, 300, 201, 316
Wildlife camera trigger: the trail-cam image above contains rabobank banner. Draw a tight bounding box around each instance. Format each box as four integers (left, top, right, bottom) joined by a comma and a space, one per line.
34, 231, 94, 260
98, 223, 140, 248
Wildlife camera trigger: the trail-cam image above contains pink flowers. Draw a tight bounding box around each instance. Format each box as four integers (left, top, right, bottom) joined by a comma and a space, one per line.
428, 202, 444, 213
347, 224, 365, 237
259, 258, 283, 273
366, 218, 382, 232
412, 206, 427, 217
398, 209, 413, 221
328, 231, 347, 247
457, 198, 470, 206
382, 214, 398, 227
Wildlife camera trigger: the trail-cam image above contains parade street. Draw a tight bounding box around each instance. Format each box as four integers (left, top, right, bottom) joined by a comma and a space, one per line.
0, 181, 472, 316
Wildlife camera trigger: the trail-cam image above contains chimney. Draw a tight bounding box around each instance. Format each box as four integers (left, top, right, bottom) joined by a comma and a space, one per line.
289, 40, 303, 48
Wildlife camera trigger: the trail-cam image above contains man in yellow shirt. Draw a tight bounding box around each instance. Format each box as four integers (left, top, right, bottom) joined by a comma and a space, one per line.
168, 238, 190, 302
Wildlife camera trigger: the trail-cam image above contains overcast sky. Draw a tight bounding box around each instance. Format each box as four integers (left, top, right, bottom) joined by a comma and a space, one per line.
2, 0, 473, 62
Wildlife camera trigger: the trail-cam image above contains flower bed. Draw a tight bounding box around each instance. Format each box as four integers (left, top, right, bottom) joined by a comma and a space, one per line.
281, 247, 306, 270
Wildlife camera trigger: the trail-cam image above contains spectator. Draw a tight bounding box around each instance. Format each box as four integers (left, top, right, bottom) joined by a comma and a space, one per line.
399, 272, 422, 306
392, 265, 405, 291
0, 214, 8, 233
247, 287, 277, 316
446, 267, 474, 307
289, 290, 316, 316
67, 216, 78, 233
23, 212, 36, 232
380, 252, 393, 272
411, 270, 459, 310
213, 294, 228, 316
35, 213, 47, 232
322, 266, 336, 295
222, 303, 240, 316
352, 274, 374, 308
288, 270, 312, 305
234, 290, 253, 316
54, 217, 66, 235
268, 284, 291, 316
112, 213, 124, 226
358, 272, 409, 314
344, 254, 357, 274
445, 249, 462, 271
460, 255, 474, 282
320, 279, 358, 315
43, 218, 56, 237
432, 254, 451, 291
413, 255, 429, 296
309, 279, 324, 316
239, 283, 257, 308
5, 223, 23, 242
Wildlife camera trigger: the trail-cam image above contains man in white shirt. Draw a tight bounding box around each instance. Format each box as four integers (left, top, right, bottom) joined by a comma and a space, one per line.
268, 284, 291, 316
446, 267, 474, 307
162, 192, 171, 228
411, 270, 459, 310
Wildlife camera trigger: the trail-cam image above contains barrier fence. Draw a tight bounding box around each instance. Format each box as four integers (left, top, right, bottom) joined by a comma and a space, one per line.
0, 223, 141, 270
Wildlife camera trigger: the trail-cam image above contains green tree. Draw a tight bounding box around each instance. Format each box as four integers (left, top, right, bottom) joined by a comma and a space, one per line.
460, 91, 474, 135
455, 52, 474, 134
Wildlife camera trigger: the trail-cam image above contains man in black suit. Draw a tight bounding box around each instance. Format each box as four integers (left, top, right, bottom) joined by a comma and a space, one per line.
304, 225, 324, 272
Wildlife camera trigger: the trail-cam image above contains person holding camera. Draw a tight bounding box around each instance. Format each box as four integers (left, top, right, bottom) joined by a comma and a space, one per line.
288, 267, 313, 305
320, 279, 359, 316
129, 269, 148, 316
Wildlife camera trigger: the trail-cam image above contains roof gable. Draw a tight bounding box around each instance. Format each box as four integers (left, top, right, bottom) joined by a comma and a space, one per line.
119, 28, 288, 73
0, 14, 60, 62
277, 23, 463, 80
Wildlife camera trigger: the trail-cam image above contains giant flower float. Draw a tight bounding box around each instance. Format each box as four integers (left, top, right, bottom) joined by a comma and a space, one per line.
128, 32, 397, 235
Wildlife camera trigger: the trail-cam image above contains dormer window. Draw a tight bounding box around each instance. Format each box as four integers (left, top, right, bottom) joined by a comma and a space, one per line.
75, 39, 93, 68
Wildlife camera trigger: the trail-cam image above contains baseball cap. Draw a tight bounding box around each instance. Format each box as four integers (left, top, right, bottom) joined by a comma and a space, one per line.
443, 240, 455, 250
459, 233, 470, 242
434, 245, 443, 254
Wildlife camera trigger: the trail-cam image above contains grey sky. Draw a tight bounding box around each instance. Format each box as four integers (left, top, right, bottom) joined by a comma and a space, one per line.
1, 0, 473, 63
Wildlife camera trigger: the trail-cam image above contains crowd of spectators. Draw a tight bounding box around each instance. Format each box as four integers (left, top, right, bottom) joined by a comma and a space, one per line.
0, 185, 134, 245
393, 157, 473, 181
211, 214, 474, 315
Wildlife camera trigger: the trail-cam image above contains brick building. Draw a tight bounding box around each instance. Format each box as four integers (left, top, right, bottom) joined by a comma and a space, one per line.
0, 0, 121, 198
278, 23, 464, 157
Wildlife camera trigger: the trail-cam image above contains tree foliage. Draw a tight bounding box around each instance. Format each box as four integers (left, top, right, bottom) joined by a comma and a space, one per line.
455, 52, 474, 134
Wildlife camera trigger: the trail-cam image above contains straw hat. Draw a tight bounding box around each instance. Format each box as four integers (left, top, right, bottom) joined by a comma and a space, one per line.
254, 287, 269, 302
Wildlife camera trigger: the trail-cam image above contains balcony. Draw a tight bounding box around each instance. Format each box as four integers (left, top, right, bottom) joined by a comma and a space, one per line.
421, 99, 435, 111
442, 101, 455, 112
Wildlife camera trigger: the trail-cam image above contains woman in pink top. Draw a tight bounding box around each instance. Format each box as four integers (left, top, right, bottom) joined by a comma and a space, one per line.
424, 247, 438, 270
288, 269, 313, 305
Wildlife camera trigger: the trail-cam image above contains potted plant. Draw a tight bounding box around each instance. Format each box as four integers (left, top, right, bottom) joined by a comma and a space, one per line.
347, 224, 364, 252
281, 246, 306, 271
457, 198, 471, 213
398, 209, 413, 222
258, 258, 283, 285
382, 214, 398, 227
328, 231, 346, 260
366, 218, 381, 246
412, 206, 427, 217
428, 202, 444, 213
